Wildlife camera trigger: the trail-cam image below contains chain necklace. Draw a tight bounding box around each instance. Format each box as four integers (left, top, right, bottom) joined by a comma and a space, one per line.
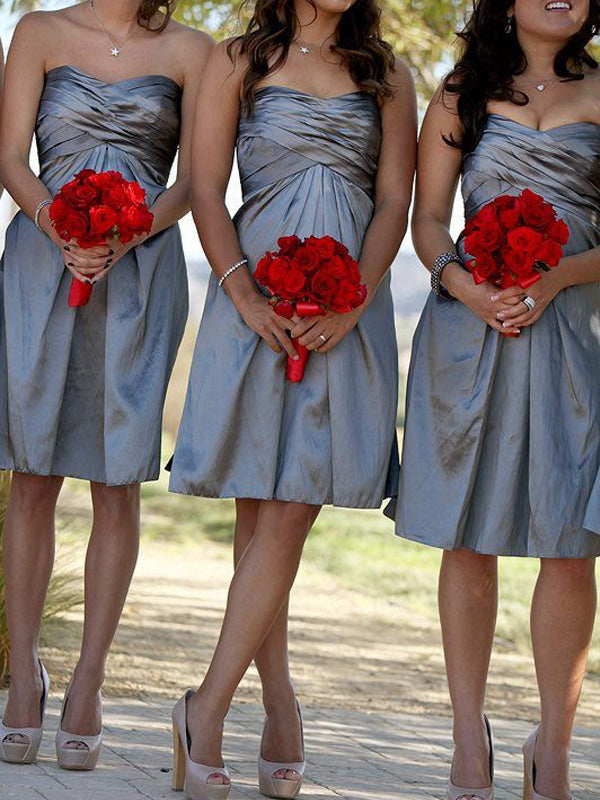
520, 73, 563, 93
89, 0, 136, 57
295, 37, 333, 55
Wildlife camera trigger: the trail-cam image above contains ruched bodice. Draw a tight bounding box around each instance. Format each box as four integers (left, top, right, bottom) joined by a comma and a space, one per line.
169, 87, 399, 508
37, 65, 182, 198
0, 67, 188, 486
462, 115, 600, 247
392, 115, 600, 558
236, 86, 381, 199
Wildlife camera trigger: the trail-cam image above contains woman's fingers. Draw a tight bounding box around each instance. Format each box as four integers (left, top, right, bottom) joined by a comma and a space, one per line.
317, 331, 342, 353
64, 262, 93, 284
299, 322, 328, 349
501, 309, 536, 328
272, 313, 294, 333
497, 299, 534, 320
491, 285, 525, 303
64, 243, 112, 258
272, 326, 299, 359
291, 317, 320, 340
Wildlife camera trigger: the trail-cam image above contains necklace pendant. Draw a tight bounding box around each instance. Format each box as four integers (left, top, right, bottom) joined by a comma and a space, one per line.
537, 84, 546, 92
299, 46, 310, 54
110, 47, 120, 57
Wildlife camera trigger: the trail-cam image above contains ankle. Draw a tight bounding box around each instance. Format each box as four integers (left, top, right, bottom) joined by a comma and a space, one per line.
188, 689, 228, 725
71, 663, 105, 692
263, 684, 297, 716
453, 713, 487, 746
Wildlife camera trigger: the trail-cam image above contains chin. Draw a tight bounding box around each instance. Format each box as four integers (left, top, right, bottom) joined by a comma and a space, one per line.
514, 0, 590, 40
313, 0, 357, 15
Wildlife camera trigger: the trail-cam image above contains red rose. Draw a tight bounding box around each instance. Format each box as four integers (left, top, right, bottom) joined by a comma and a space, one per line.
277, 236, 301, 257
313, 236, 337, 259
74, 169, 97, 182
536, 238, 563, 267
77, 232, 106, 249
89, 204, 117, 236
62, 209, 89, 241
254, 254, 272, 286
102, 184, 128, 209
472, 203, 498, 229
49, 196, 72, 226
310, 271, 337, 304
494, 195, 522, 229
118, 205, 153, 237
548, 218, 569, 246
88, 170, 124, 189
292, 246, 319, 273
282, 268, 306, 296
520, 189, 555, 230
469, 251, 498, 284
268, 257, 290, 290
126, 181, 147, 207
507, 226, 543, 254
502, 246, 535, 276
329, 280, 363, 312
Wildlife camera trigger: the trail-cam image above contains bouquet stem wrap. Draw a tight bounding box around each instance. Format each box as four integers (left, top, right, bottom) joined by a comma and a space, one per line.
69, 279, 93, 308
274, 300, 325, 382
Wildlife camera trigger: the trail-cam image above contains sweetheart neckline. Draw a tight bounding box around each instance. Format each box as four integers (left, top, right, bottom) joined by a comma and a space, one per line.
488, 113, 600, 135
44, 64, 182, 92
255, 85, 371, 102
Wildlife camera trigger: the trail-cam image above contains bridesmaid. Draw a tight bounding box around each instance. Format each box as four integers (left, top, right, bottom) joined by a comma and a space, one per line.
168, 0, 416, 796
0, 0, 211, 770
393, 1, 600, 799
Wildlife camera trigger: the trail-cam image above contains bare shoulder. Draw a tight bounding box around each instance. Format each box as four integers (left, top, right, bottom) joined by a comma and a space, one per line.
165, 18, 214, 55
204, 37, 248, 87
388, 56, 414, 91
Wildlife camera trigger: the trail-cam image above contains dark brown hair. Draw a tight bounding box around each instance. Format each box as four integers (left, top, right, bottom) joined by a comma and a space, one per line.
443, 0, 600, 155
137, 0, 177, 32
229, 0, 395, 112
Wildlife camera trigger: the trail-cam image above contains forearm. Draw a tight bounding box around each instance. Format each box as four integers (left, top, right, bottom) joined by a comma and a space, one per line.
148, 177, 191, 236
553, 248, 600, 291
0, 156, 52, 220
192, 191, 261, 311
358, 199, 410, 302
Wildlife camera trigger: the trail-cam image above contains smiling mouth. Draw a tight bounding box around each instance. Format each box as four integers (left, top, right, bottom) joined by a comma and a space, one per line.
545, 1, 572, 10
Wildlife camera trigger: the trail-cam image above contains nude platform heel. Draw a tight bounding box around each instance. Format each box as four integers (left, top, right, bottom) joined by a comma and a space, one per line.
0, 660, 49, 764
172, 691, 231, 800
258, 703, 306, 799
447, 715, 495, 800
523, 727, 572, 800
55, 685, 103, 770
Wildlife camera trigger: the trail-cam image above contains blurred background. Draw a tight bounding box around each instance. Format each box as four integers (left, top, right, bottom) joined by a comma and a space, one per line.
0, 0, 598, 733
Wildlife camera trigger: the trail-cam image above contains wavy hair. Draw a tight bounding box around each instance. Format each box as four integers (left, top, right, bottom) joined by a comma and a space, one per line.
444, 0, 600, 154
229, 0, 395, 113
137, 0, 177, 32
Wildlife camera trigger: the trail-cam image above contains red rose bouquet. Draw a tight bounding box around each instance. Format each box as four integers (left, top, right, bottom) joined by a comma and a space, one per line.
49, 169, 154, 307
255, 235, 367, 382
464, 189, 569, 288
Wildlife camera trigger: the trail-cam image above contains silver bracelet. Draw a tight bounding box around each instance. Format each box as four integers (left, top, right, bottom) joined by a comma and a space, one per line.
34, 199, 52, 230
218, 258, 248, 288
431, 251, 462, 299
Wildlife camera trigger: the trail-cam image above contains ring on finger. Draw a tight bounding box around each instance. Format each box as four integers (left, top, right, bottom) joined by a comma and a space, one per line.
522, 296, 536, 311
319, 333, 328, 343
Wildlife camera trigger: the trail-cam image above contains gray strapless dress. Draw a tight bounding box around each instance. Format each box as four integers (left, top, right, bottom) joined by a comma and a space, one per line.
0, 66, 188, 485
169, 87, 399, 507
390, 115, 600, 557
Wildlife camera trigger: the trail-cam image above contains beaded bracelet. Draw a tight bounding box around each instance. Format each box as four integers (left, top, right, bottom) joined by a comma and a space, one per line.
34, 199, 52, 231
431, 251, 462, 299
218, 258, 248, 288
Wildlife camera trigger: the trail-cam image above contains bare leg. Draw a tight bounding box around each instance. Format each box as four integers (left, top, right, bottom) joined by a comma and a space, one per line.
531, 557, 597, 800
187, 499, 318, 776
439, 549, 498, 789
60, 482, 140, 747
234, 500, 319, 776
2, 474, 63, 738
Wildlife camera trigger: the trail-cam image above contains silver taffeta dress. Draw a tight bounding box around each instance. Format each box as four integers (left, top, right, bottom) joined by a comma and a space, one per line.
0, 66, 188, 485
169, 87, 399, 507
392, 115, 600, 557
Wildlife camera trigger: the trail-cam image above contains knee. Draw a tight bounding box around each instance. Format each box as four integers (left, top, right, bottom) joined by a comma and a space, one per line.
268, 501, 317, 548
443, 549, 497, 596
9, 473, 62, 515
540, 557, 597, 588
91, 483, 140, 529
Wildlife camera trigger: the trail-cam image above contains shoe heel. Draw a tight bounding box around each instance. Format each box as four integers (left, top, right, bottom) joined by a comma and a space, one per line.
523, 760, 532, 800
172, 723, 186, 792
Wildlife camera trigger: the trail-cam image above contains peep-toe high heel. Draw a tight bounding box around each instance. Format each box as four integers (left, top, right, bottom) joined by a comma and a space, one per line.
172, 691, 231, 800
258, 702, 306, 799
523, 727, 572, 800
55, 683, 103, 770
447, 715, 495, 800
0, 660, 49, 764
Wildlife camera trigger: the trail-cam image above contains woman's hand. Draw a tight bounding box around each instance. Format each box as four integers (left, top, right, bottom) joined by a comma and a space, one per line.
445, 265, 522, 334
290, 306, 364, 353
238, 293, 299, 360
38, 206, 112, 284
90, 235, 148, 285
491, 268, 564, 329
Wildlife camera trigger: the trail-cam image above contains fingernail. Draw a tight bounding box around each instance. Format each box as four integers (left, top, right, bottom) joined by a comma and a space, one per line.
503, 321, 512, 328
86, 280, 92, 285
491, 294, 499, 301
497, 312, 505, 320
64, 245, 70, 251
68, 262, 74, 266
109, 249, 114, 255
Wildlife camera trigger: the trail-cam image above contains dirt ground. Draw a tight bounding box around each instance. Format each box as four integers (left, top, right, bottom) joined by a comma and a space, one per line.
42, 531, 600, 729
